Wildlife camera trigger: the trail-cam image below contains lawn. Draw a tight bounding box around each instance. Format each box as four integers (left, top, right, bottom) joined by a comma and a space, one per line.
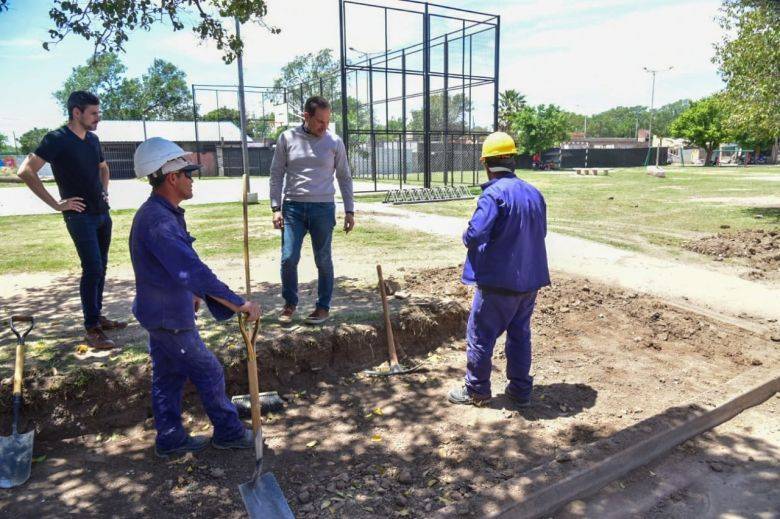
0, 201, 452, 275
401, 166, 780, 254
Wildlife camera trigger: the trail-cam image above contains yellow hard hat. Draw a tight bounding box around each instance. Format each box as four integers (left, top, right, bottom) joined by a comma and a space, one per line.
481, 132, 518, 160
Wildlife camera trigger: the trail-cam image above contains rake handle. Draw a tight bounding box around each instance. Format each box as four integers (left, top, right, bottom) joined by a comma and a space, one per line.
376, 265, 399, 366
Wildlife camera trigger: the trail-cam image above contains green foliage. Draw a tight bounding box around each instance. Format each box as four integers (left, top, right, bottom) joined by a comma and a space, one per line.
570, 100, 691, 139
509, 104, 570, 155
19, 127, 52, 154
53, 53, 192, 120
408, 93, 475, 132
202, 107, 275, 139
498, 89, 526, 133
714, 0, 779, 146
0, 133, 9, 153
272, 49, 339, 104
40, 0, 278, 64
669, 95, 730, 165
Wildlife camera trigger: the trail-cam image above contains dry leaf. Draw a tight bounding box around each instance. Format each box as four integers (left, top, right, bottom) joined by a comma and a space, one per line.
372, 407, 384, 416
371, 434, 382, 442
306, 440, 318, 449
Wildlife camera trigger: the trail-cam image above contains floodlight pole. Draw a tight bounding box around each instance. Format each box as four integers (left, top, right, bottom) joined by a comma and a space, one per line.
643, 66, 672, 167
236, 17, 252, 297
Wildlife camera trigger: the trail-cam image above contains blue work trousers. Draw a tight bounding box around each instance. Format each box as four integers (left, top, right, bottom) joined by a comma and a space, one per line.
64, 212, 112, 329
465, 288, 538, 399
148, 328, 245, 451
281, 201, 336, 310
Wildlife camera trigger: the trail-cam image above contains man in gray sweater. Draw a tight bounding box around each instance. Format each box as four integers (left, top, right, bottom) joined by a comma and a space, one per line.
269, 96, 355, 325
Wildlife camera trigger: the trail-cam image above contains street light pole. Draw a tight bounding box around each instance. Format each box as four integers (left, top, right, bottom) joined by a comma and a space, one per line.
643, 66, 672, 167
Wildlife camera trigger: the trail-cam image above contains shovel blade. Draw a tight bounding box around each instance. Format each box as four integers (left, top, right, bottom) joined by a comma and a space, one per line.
239, 472, 294, 519
0, 430, 34, 489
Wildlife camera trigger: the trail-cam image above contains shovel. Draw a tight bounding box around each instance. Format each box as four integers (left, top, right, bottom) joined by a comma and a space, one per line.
237, 314, 294, 519
365, 265, 422, 377
0, 315, 35, 489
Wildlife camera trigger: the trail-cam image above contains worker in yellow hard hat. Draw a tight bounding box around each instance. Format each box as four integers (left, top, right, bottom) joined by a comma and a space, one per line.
448, 131, 551, 407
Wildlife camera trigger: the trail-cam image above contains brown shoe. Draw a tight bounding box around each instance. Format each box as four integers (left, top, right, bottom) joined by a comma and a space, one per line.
85, 327, 116, 350
99, 316, 127, 330
278, 304, 296, 324
304, 307, 329, 325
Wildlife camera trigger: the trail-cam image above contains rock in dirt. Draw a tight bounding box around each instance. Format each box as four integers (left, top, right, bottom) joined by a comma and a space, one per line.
707, 461, 725, 472
298, 490, 311, 503
209, 467, 225, 479
395, 494, 408, 506
397, 469, 413, 484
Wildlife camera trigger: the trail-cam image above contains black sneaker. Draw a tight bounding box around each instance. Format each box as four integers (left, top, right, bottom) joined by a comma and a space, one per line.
212, 428, 255, 450
505, 391, 532, 408
447, 385, 490, 406
155, 434, 209, 459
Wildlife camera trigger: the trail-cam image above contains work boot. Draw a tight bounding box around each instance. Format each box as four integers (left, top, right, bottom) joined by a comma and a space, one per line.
447, 385, 490, 406
304, 307, 329, 325
278, 304, 296, 324
504, 390, 532, 408
85, 327, 116, 350
99, 315, 128, 330
212, 428, 255, 450
155, 434, 210, 459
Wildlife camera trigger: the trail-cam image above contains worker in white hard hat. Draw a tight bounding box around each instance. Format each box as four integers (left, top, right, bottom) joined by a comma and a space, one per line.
129, 137, 261, 458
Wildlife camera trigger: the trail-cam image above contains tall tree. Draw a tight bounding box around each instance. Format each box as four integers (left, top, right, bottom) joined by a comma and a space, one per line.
53, 53, 192, 120
408, 93, 475, 132
509, 104, 570, 156
19, 128, 51, 154
714, 0, 779, 160
0, 133, 10, 153
137, 59, 192, 120
203, 107, 275, 139
498, 89, 526, 133
272, 49, 339, 104
11, 0, 279, 64
669, 95, 730, 166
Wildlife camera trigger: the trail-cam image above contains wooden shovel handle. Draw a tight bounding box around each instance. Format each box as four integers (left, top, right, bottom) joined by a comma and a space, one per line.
9, 316, 34, 396
376, 265, 399, 366
238, 314, 262, 437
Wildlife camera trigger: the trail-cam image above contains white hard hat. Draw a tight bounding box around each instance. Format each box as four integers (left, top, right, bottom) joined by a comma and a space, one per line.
133, 137, 201, 179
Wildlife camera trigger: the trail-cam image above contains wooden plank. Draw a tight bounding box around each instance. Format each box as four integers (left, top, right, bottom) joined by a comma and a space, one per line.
433, 371, 779, 519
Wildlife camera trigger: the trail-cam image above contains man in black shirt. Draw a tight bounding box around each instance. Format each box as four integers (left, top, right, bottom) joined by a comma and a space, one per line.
16, 91, 125, 349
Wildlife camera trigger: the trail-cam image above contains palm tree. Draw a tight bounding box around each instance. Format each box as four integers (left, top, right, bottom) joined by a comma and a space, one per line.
498, 89, 527, 132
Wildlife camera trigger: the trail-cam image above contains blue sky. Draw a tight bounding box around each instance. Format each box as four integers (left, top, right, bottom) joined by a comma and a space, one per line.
0, 0, 726, 141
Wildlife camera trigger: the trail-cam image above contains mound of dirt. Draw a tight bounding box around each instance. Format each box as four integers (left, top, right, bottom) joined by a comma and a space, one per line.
683, 229, 780, 279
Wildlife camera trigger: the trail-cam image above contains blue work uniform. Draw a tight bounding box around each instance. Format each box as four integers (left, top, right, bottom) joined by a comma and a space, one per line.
461, 171, 550, 399
129, 194, 246, 451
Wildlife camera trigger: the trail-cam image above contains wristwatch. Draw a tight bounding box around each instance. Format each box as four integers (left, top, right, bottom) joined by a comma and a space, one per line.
271, 206, 281, 212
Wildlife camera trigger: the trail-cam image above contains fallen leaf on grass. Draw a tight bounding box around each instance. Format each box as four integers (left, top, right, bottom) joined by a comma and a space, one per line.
76, 345, 89, 354
306, 440, 318, 449
32, 455, 47, 464
427, 478, 438, 487
370, 434, 382, 442
320, 500, 331, 509
372, 407, 384, 416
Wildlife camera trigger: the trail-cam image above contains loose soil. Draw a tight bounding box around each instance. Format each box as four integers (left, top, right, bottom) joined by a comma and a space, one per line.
684, 229, 780, 281
1, 264, 777, 517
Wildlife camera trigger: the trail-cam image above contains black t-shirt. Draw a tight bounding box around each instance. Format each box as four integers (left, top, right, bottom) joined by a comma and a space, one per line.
34, 126, 109, 214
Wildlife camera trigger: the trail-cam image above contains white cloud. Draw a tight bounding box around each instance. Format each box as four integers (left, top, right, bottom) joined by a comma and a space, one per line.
500, 0, 724, 112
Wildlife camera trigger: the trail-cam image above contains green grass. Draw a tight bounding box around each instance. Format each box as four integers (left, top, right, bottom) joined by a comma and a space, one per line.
403, 166, 780, 253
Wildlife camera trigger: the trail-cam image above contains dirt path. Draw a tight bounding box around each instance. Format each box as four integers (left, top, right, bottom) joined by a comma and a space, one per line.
357, 202, 780, 328
1, 267, 777, 518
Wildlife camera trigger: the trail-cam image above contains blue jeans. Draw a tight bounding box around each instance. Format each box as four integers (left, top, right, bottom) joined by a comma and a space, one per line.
148, 328, 245, 450
464, 287, 538, 399
281, 201, 336, 310
64, 212, 112, 329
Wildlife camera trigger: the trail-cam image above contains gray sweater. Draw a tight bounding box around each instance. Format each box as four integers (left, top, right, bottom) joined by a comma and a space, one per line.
269, 126, 354, 212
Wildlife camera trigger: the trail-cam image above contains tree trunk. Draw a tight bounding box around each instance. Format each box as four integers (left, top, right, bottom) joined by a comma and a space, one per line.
704, 146, 714, 166
772, 137, 779, 165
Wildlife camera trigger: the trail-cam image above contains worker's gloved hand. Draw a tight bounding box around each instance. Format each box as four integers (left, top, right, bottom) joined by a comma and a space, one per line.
239, 301, 262, 322
272, 211, 283, 230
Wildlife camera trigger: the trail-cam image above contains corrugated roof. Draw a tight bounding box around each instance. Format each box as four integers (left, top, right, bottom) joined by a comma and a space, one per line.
93, 120, 251, 143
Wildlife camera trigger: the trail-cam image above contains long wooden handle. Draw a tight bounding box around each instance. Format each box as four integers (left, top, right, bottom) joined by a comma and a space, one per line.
239, 315, 262, 436
241, 173, 251, 298
377, 265, 399, 366
12, 342, 25, 396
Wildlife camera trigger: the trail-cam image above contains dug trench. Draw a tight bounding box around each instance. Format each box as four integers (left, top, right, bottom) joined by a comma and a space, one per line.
1, 266, 778, 518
